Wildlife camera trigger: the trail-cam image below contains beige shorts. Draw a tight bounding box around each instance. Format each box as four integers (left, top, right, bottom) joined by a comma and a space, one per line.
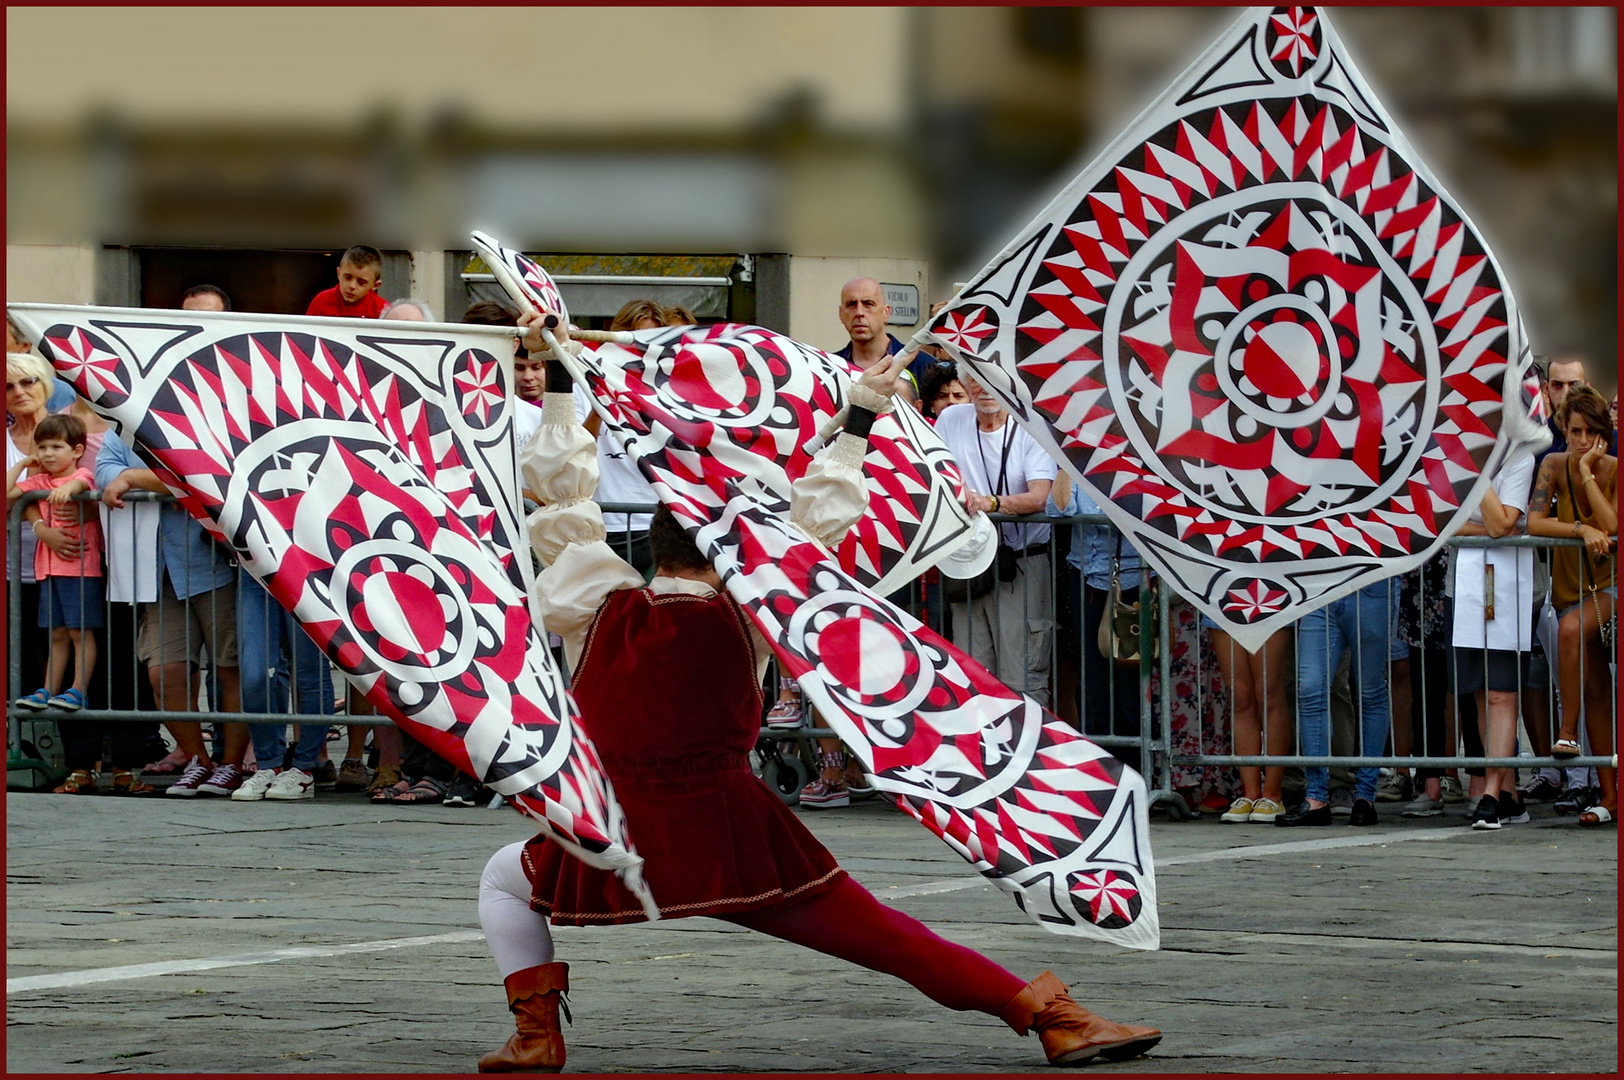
137, 582, 239, 668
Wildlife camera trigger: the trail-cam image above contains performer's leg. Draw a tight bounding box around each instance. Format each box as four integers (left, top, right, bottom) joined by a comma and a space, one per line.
724, 876, 1021, 1011
723, 876, 1159, 1063
478, 842, 568, 1074
479, 842, 555, 974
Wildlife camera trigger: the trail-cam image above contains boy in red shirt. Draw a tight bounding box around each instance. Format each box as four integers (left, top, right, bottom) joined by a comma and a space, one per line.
306, 245, 388, 318
7, 413, 104, 712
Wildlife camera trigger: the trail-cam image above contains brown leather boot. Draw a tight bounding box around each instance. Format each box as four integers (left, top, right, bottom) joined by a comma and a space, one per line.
999, 970, 1161, 1066
478, 962, 570, 1073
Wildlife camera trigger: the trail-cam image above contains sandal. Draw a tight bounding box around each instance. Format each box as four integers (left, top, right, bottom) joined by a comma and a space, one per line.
1577, 806, 1615, 827
371, 778, 413, 803
53, 769, 100, 795
391, 777, 449, 804
109, 771, 156, 797
142, 750, 190, 776
1551, 738, 1582, 760
366, 764, 404, 797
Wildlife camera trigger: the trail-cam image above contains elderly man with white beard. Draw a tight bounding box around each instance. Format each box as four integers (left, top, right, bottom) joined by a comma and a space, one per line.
932, 371, 1057, 707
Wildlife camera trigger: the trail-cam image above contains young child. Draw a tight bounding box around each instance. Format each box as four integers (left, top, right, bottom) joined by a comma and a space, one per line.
7, 413, 104, 712
305, 245, 388, 318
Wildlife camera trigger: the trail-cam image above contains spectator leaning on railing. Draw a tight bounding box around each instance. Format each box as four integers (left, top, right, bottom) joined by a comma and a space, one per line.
1449, 450, 1538, 831
1526, 384, 1617, 827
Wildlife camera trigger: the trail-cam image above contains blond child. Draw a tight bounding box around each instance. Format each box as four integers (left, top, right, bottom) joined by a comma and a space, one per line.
7, 413, 104, 711
305, 245, 387, 318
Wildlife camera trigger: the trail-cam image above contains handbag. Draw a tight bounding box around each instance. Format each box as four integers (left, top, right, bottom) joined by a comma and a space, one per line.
1097, 533, 1158, 668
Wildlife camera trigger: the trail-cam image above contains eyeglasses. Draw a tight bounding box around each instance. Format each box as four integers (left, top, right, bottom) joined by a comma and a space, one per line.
5, 377, 41, 392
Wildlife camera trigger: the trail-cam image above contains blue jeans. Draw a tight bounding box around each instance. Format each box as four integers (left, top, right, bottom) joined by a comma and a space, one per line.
238, 569, 334, 772
1296, 580, 1397, 804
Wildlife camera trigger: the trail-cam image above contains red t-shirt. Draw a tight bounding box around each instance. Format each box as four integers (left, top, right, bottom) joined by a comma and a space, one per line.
305, 287, 387, 319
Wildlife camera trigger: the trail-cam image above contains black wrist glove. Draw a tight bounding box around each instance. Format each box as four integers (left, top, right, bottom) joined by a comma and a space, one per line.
844, 404, 877, 440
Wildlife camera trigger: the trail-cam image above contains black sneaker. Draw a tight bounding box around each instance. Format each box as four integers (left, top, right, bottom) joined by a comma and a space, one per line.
1471, 796, 1501, 830
1554, 787, 1591, 815
1497, 791, 1530, 825
443, 775, 483, 807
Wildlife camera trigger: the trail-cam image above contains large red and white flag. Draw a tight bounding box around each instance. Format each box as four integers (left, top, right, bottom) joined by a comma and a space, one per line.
916, 5, 1549, 651
473, 238, 1159, 949
9, 302, 654, 912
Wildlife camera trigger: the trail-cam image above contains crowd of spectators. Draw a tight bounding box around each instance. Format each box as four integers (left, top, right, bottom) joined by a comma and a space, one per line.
6, 260, 1618, 829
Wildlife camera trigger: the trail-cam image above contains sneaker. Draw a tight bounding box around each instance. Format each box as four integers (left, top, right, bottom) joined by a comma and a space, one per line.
1519, 774, 1564, 802
443, 775, 484, 807
1219, 796, 1256, 823
196, 763, 244, 796
1553, 786, 1591, 816
231, 769, 280, 801
165, 756, 213, 797
1376, 769, 1412, 803
334, 758, 370, 792
765, 699, 803, 732
1328, 785, 1355, 817
1470, 795, 1501, 830
1496, 791, 1530, 825
1439, 775, 1465, 804
1247, 796, 1285, 823
799, 776, 850, 809
1401, 792, 1444, 817
46, 688, 86, 712
265, 767, 315, 801
310, 760, 338, 789
14, 687, 51, 712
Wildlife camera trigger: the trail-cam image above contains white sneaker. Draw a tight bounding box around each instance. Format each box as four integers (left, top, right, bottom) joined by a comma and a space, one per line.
231, 769, 280, 801
265, 767, 315, 801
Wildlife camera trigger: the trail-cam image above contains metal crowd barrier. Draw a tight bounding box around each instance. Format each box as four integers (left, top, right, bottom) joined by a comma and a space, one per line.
9, 492, 1617, 810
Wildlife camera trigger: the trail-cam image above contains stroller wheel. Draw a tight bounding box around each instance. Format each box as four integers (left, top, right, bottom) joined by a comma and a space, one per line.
761, 754, 810, 806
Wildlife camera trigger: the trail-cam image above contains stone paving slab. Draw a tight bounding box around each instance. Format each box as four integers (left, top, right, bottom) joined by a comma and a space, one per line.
5, 790, 1616, 1073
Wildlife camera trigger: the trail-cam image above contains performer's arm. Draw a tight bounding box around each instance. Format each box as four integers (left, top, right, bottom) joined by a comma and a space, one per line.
518, 315, 642, 664
790, 351, 912, 548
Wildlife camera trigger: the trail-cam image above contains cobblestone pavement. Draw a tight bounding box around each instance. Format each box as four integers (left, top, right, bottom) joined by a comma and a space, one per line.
6, 788, 1616, 1073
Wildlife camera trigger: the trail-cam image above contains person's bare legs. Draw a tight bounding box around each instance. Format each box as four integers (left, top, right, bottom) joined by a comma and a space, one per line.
1553, 606, 1588, 748
151, 662, 210, 765
1213, 629, 1290, 804
67, 627, 97, 696
45, 627, 72, 695
1477, 688, 1517, 801
1578, 594, 1617, 816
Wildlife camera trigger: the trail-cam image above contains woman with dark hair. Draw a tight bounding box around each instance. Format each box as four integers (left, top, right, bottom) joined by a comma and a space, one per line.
1527, 384, 1617, 826
916, 360, 969, 422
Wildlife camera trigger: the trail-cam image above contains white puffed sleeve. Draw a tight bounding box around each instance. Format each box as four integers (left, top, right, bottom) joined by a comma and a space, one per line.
520, 391, 643, 666
790, 430, 870, 550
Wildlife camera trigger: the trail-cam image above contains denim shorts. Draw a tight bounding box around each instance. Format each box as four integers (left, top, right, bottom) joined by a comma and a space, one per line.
39, 574, 106, 629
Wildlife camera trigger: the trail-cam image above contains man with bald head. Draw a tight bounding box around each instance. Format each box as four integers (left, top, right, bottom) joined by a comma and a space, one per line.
836, 278, 904, 370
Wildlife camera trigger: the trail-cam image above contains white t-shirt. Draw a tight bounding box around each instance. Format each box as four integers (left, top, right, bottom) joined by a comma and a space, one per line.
512, 398, 543, 455
1452, 451, 1536, 651
934, 403, 1057, 549
572, 385, 656, 533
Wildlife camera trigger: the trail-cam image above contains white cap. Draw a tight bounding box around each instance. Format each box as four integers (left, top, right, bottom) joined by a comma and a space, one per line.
938, 513, 998, 580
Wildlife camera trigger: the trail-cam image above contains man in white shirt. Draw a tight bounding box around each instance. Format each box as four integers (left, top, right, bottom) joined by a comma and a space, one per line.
933, 372, 1058, 705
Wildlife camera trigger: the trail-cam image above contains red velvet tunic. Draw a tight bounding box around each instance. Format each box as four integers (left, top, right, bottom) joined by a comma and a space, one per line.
522, 585, 846, 925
